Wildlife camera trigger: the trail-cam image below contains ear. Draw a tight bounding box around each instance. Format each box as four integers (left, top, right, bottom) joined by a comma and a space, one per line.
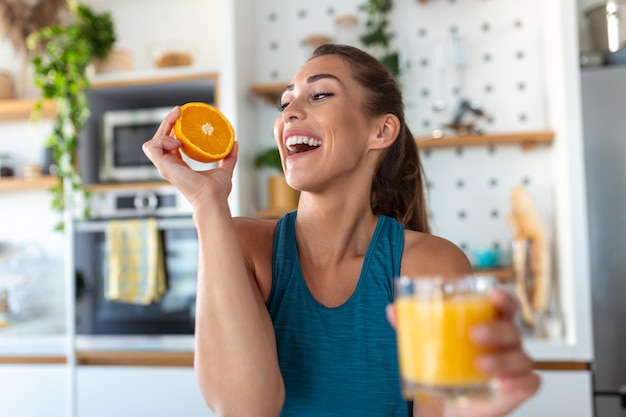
370, 113, 401, 150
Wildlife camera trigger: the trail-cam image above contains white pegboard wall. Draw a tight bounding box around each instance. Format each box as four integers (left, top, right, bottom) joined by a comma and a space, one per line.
394, 0, 547, 136
253, 0, 547, 135
253, 0, 364, 84
251, 0, 555, 264
421, 144, 555, 261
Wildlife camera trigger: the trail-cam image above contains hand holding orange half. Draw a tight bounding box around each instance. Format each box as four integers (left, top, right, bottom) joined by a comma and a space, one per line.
174, 102, 235, 162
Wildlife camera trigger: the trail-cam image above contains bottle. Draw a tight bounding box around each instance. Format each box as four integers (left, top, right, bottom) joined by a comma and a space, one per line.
0, 153, 15, 178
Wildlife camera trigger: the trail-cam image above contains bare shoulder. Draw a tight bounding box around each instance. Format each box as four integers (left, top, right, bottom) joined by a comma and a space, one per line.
233, 216, 277, 240
401, 230, 472, 276
232, 216, 277, 299
232, 216, 277, 261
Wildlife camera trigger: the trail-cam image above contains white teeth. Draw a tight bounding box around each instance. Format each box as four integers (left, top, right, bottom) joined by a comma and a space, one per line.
285, 136, 322, 151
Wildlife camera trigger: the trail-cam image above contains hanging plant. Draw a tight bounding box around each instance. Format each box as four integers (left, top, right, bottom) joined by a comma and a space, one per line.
27, 0, 115, 230
359, 0, 400, 77
0, 0, 67, 56
254, 147, 283, 173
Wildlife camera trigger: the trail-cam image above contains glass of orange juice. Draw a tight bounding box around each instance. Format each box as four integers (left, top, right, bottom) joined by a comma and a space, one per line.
394, 274, 498, 401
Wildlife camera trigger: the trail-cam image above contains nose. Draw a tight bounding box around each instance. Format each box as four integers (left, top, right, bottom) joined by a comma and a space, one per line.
281, 96, 306, 122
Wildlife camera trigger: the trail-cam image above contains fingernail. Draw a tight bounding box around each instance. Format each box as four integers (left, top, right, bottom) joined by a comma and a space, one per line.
477, 356, 496, 372
471, 325, 489, 343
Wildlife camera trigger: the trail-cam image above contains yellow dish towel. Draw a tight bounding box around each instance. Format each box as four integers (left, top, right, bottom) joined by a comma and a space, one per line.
104, 217, 166, 305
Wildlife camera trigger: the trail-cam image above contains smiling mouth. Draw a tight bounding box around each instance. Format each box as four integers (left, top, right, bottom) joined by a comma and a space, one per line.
286, 136, 322, 154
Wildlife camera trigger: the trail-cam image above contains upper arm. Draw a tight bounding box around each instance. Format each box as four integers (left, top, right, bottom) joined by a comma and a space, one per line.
401, 231, 473, 277
233, 216, 276, 300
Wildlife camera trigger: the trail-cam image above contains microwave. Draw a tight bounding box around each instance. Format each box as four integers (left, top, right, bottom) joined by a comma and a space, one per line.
99, 106, 172, 182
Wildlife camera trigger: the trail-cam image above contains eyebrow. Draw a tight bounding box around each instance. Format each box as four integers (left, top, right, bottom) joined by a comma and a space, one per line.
283, 73, 342, 94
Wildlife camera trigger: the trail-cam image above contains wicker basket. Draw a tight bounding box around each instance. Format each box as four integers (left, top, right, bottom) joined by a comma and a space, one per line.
150, 41, 196, 68
92, 49, 134, 74
0, 71, 15, 100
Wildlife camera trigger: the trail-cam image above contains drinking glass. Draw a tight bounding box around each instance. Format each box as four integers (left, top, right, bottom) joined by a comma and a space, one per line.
394, 274, 498, 401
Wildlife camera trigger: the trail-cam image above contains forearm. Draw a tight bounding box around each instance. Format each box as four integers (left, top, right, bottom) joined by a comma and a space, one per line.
193, 200, 284, 417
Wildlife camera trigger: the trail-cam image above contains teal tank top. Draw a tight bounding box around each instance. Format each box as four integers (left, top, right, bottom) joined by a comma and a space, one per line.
266, 211, 408, 417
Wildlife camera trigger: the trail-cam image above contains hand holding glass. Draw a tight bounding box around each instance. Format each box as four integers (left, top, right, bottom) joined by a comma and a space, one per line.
394, 274, 498, 401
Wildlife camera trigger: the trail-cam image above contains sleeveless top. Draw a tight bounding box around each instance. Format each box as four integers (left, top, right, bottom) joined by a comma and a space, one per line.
266, 211, 408, 417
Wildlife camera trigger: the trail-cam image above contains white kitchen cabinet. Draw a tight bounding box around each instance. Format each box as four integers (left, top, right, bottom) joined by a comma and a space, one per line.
76, 366, 214, 417
509, 371, 594, 417
0, 364, 67, 416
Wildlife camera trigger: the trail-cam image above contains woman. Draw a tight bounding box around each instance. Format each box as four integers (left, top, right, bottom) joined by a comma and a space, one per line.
143, 44, 540, 417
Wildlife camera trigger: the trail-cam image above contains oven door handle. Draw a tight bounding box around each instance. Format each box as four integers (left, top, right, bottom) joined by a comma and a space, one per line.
75, 217, 196, 232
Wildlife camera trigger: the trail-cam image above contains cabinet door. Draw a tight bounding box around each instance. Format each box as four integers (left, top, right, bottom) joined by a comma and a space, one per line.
0, 364, 66, 417
509, 371, 593, 417
77, 366, 214, 417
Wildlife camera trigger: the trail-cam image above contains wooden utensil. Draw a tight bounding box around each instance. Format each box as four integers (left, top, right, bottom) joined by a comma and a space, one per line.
508, 185, 552, 326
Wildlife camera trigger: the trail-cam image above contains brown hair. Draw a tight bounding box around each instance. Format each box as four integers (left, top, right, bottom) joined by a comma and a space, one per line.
310, 44, 430, 233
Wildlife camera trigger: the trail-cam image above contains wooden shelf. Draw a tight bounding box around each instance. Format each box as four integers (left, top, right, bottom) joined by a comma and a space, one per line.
0, 68, 219, 123
90, 67, 219, 90
250, 81, 288, 106
0, 355, 66, 365
473, 267, 514, 282
415, 130, 554, 149
77, 351, 193, 367
0, 99, 56, 122
0, 175, 57, 193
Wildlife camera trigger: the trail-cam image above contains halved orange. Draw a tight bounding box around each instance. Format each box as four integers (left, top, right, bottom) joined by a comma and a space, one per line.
174, 102, 235, 162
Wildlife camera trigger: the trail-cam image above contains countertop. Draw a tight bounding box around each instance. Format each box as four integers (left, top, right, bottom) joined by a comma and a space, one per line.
0, 316, 590, 370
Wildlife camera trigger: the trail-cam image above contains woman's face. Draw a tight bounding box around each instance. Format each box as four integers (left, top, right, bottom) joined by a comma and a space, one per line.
273, 54, 381, 193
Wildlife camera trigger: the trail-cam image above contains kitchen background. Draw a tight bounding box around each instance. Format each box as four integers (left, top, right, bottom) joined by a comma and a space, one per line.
0, 0, 615, 415
0, 0, 559, 337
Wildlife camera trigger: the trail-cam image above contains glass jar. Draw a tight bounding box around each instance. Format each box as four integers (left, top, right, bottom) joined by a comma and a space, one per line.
335, 14, 360, 47
0, 153, 15, 178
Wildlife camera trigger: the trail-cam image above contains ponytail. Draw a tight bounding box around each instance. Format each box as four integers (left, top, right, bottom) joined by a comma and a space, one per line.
371, 124, 430, 233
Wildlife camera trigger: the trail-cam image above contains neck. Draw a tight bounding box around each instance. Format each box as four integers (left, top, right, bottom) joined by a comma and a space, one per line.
294, 191, 379, 264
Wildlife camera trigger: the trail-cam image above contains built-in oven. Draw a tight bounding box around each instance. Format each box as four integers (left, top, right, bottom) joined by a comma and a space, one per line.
74, 187, 198, 335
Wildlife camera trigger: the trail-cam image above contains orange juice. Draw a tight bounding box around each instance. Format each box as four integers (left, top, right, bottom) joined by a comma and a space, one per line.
395, 278, 497, 400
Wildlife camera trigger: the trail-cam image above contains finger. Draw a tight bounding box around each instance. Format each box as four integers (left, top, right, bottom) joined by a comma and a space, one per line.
218, 141, 239, 172
497, 370, 542, 401
449, 371, 541, 417
142, 134, 181, 161
155, 106, 181, 137
385, 304, 397, 329
489, 287, 519, 319
471, 319, 522, 348
476, 349, 534, 377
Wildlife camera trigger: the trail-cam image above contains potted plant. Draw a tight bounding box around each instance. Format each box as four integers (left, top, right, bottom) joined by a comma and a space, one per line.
27, 0, 115, 230
360, 0, 400, 77
254, 147, 299, 214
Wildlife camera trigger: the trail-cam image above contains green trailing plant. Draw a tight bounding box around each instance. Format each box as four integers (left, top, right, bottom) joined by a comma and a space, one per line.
359, 0, 400, 77
27, 0, 115, 230
254, 147, 283, 173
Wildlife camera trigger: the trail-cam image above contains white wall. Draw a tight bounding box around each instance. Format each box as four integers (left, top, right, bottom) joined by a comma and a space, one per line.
83, 0, 220, 71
